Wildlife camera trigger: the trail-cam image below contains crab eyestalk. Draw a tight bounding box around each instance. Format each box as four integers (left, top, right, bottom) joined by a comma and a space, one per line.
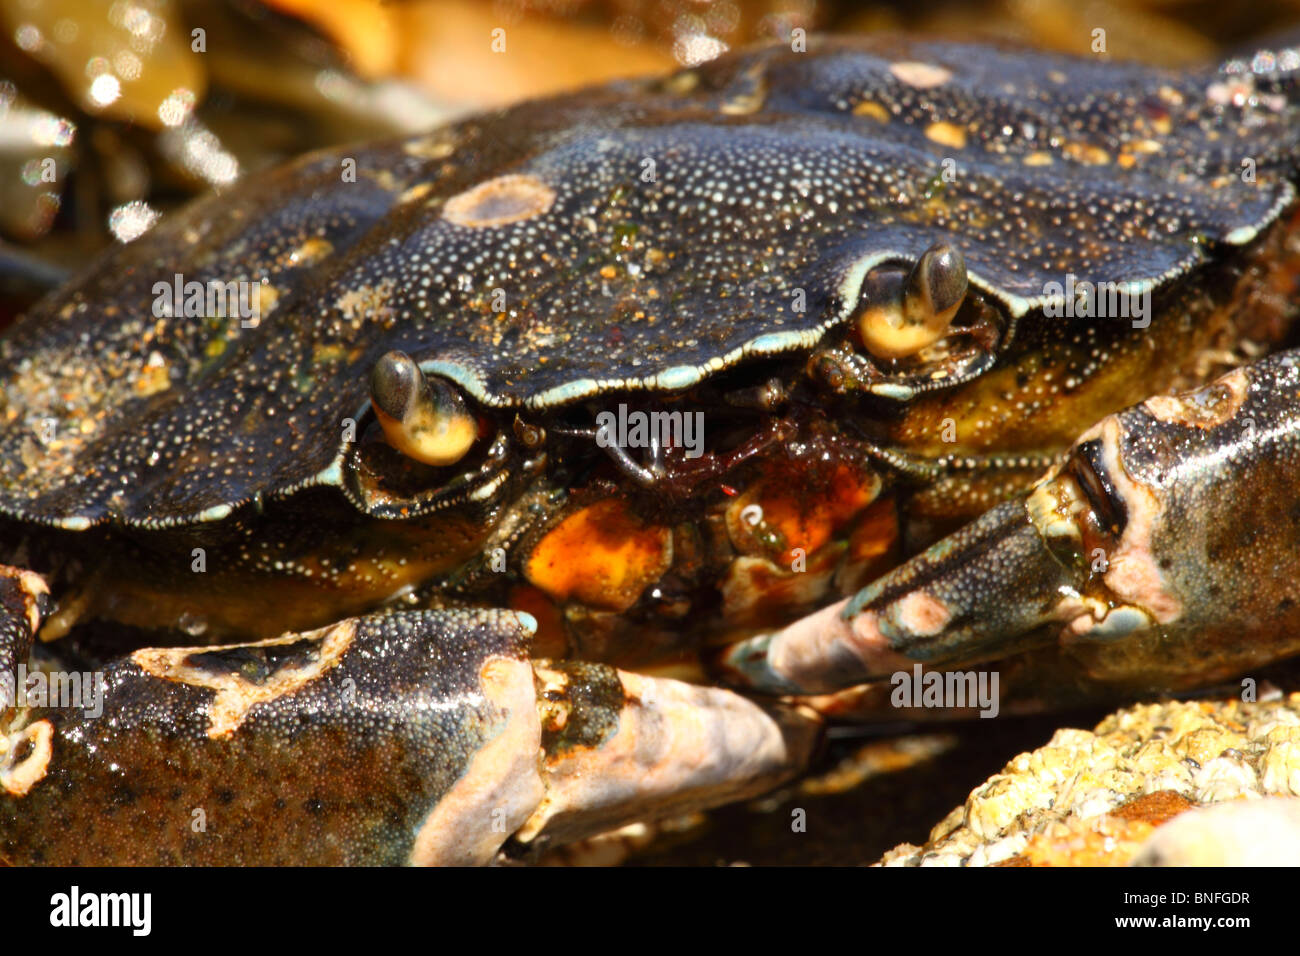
369, 351, 478, 466
856, 241, 968, 360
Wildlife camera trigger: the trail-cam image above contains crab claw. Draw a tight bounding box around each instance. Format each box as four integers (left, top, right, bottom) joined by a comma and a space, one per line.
0, 605, 817, 865
719, 496, 1080, 694
2, 607, 548, 864
511, 660, 819, 854
722, 350, 1300, 697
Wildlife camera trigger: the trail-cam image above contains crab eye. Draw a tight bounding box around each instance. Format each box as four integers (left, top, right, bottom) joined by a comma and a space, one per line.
369, 350, 478, 467
856, 241, 968, 360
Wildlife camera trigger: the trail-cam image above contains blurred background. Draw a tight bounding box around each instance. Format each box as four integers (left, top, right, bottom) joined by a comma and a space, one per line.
2, 0, 1299, 291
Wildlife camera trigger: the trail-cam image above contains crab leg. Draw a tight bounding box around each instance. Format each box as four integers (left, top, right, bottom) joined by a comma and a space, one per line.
0, 607, 816, 865
722, 349, 1300, 697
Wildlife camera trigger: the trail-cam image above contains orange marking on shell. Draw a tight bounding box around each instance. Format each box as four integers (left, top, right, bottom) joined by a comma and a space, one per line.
924, 121, 967, 149
852, 100, 889, 122
889, 61, 952, 88
837, 496, 900, 592
731, 464, 880, 566
524, 498, 672, 612
443, 174, 556, 228
1063, 142, 1112, 165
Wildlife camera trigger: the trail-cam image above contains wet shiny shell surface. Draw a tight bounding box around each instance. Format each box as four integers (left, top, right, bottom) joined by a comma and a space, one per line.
1, 35, 1297, 529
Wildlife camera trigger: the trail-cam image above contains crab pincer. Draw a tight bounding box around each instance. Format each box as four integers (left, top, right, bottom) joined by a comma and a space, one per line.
0, 606, 817, 865
723, 351, 1300, 698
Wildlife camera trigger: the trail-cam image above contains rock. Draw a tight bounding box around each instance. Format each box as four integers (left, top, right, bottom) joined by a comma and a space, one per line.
879, 694, 1300, 866
1131, 797, 1300, 866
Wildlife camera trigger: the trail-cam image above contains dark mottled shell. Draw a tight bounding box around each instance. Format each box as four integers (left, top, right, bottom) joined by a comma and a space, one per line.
1, 35, 1297, 527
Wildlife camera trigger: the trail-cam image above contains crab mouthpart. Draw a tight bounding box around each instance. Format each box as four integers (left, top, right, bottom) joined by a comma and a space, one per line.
857, 241, 969, 360
369, 351, 478, 467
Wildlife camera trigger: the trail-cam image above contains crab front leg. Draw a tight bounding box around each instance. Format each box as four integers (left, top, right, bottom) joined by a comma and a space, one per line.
0, 607, 817, 865
723, 349, 1300, 699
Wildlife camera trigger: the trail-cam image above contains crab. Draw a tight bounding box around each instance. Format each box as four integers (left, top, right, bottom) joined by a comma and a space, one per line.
1, 32, 1299, 865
